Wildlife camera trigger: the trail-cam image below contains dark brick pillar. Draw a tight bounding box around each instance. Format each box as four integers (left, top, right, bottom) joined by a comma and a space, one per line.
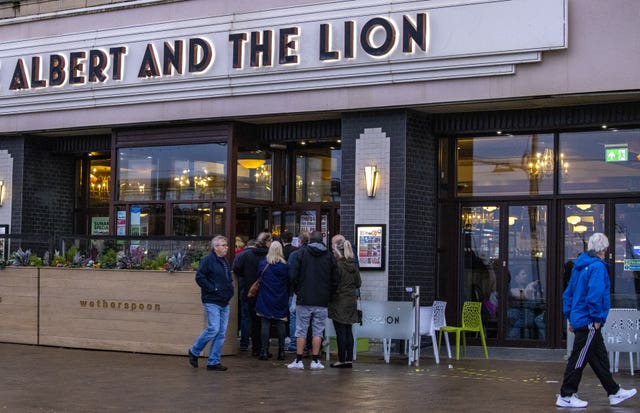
341, 110, 437, 302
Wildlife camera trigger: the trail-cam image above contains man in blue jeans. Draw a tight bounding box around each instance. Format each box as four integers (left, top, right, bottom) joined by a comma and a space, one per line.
188, 235, 235, 371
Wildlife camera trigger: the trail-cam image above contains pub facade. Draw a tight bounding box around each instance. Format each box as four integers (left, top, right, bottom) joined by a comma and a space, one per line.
1, 0, 639, 352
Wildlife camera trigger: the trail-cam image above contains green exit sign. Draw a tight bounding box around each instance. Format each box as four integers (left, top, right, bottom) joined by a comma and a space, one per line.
605, 146, 628, 162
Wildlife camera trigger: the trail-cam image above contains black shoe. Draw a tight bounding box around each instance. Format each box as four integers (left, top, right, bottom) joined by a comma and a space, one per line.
206, 363, 228, 371
277, 350, 285, 361
188, 350, 198, 368
252, 349, 260, 357
258, 352, 269, 361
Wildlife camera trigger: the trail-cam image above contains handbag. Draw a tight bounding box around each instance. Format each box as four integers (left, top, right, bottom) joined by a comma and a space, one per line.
247, 264, 269, 298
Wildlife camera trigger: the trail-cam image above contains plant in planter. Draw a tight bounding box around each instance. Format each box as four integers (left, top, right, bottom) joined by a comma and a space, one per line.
12, 248, 32, 266
166, 252, 186, 272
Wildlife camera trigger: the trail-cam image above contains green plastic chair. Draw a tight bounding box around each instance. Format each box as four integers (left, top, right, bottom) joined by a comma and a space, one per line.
439, 301, 488, 360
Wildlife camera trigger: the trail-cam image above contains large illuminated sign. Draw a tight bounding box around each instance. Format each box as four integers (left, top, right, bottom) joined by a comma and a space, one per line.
0, 0, 567, 114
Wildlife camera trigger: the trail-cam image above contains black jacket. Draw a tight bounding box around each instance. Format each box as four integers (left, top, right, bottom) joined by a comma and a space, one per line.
232, 246, 268, 299
290, 242, 339, 307
195, 252, 234, 306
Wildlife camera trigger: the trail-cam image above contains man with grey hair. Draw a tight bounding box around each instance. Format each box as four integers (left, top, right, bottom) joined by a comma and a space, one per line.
188, 235, 234, 371
556, 232, 636, 407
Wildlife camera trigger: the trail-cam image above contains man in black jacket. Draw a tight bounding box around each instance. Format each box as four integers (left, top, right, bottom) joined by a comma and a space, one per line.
188, 235, 234, 371
287, 231, 339, 369
233, 231, 272, 357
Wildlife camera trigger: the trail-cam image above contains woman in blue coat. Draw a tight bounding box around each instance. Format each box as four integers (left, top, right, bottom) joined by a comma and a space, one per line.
256, 241, 290, 360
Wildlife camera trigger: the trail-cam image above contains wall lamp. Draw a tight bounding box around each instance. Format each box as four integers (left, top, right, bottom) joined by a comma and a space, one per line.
0, 180, 4, 207
364, 165, 380, 198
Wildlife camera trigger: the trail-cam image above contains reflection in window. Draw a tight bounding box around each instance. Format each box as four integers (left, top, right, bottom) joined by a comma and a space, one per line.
173, 203, 212, 236
129, 205, 165, 236
456, 134, 554, 197
237, 151, 272, 200
89, 158, 110, 207
560, 129, 640, 194
296, 146, 341, 203
117, 144, 227, 201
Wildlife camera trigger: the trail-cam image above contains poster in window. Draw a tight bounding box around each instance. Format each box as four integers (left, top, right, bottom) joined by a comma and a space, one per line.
355, 224, 385, 271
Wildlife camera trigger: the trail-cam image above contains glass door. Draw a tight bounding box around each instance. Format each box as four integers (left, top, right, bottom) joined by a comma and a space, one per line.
460, 205, 501, 340
613, 203, 640, 309
505, 204, 548, 343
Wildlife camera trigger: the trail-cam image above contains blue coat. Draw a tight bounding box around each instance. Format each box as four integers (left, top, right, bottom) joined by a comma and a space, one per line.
562, 251, 610, 329
255, 260, 290, 320
195, 252, 234, 307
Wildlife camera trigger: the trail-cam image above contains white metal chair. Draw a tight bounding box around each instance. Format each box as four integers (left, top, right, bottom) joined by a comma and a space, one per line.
432, 300, 452, 359
601, 308, 640, 376
417, 301, 452, 364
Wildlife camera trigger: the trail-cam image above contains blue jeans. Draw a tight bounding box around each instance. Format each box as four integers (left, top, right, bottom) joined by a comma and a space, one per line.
190, 303, 230, 366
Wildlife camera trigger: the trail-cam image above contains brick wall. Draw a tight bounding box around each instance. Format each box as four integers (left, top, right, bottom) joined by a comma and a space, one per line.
21, 137, 75, 251
342, 110, 437, 303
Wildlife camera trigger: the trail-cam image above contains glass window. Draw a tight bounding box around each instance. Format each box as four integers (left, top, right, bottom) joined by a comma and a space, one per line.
130, 205, 165, 236
89, 158, 110, 207
559, 129, 640, 194
295, 145, 341, 203
507, 205, 547, 342
173, 203, 212, 236
237, 151, 272, 200
613, 203, 640, 308
117, 144, 227, 201
456, 134, 554, 197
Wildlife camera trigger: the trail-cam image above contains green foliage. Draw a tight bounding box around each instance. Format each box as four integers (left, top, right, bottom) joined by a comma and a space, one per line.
98, 248, 118, 269
65, 245, 79, 263
29, 255, 43, 267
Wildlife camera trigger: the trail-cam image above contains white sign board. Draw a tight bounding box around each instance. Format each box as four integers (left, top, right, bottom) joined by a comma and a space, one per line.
0, 0, 567, 115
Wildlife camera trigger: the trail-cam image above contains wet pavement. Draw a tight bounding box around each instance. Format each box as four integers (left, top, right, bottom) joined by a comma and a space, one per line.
1, 342, 639, 412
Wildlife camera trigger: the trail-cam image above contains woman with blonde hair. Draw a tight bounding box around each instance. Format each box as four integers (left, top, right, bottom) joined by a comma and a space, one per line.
256, 240, 290, 360
328, 235, 362, 368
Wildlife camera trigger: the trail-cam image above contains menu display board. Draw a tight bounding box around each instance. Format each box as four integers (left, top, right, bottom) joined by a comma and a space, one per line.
356, 225, 385, 270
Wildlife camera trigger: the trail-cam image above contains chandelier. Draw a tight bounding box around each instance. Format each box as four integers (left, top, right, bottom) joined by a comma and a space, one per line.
527, 148, 554, 178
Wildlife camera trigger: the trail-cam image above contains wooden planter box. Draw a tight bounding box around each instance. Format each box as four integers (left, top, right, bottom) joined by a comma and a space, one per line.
1, 267, 238, 356
0, 267, 39, 344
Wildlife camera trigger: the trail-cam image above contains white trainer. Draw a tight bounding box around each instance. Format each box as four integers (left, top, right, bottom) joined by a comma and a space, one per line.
609, 387, 637, 406
310, 360, 325, 369
287, 360, 304, 369
555, 394, 588, 408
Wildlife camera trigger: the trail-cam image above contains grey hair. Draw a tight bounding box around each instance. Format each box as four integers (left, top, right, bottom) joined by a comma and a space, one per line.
587, 232, 609, 253
211, 235, 228, 248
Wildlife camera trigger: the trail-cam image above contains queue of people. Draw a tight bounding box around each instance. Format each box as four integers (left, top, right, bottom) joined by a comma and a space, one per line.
190, 230, 360, 371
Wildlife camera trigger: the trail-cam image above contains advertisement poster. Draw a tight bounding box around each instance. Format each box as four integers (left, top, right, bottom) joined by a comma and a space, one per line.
116, 210, 127, 236
356, 224, 385, 270
91, 217, 109, 235
300, 213, 316, 233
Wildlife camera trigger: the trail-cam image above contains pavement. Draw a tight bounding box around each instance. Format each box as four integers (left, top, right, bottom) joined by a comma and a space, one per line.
1, 342, 639, 413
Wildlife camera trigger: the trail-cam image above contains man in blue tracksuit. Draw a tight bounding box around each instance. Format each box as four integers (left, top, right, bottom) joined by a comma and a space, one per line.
556, 233, 636, 408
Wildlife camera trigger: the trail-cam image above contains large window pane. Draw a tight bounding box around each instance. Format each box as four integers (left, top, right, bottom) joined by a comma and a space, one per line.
457, 134, 554, 197
560, 129, 640, 193
507, 205, 547, 342
613, 203, 640, 308
88, 158, 110, 207
237, 151, 272, 200
173, 203, 211, 236
130, 205, 165, 236
295, 146, 341, 203
117, 144, 227, 201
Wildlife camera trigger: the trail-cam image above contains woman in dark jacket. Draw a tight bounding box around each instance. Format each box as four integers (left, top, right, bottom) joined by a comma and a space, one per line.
328, 238, 362, 368
256, 241, 290, 360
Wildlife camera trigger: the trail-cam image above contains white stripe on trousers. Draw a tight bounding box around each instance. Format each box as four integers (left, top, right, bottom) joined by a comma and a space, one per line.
575, 323, 595, 369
